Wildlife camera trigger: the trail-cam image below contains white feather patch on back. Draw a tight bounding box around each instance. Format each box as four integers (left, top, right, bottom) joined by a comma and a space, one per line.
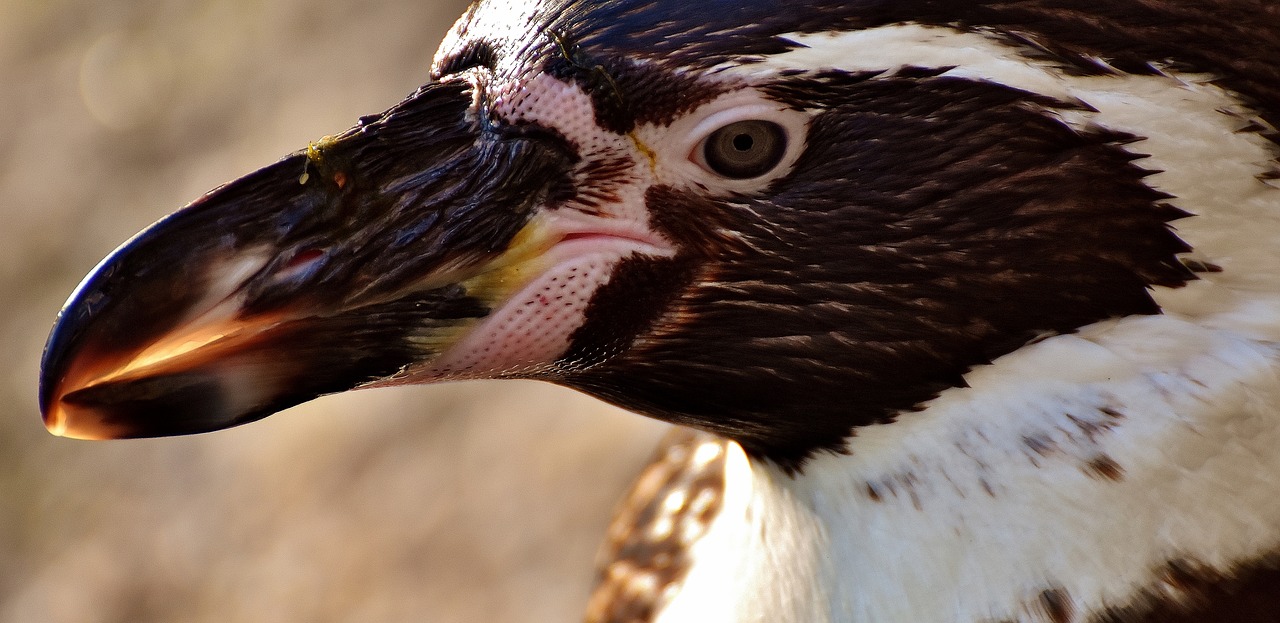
659, 23, 1280, 623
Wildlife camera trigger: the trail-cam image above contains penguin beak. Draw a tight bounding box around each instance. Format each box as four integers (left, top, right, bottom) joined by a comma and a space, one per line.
38, 80, 585, 440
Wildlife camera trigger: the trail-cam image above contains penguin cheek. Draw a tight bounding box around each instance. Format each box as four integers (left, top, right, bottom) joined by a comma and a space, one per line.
390, 234, 671, 383
427, 252, 618, 378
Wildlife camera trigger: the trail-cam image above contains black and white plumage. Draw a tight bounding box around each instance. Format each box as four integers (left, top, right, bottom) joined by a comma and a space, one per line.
37, 1, 1280, 621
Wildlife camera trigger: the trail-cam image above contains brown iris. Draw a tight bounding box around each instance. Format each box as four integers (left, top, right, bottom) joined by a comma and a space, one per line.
702, 120, 787, 179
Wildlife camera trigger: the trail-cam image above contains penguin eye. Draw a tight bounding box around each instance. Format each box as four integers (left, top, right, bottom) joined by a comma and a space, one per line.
699, 120, 788, 179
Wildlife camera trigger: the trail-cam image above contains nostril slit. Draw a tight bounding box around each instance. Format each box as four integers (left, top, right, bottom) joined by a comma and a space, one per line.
275, 248, 325, 280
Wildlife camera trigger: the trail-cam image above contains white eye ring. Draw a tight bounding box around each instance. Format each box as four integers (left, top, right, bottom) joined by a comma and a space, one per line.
678, 97, 809, 189
634, 90, 810, 193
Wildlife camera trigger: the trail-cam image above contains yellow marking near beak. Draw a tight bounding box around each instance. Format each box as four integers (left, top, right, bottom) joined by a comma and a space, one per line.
386, 216, 562, 307
459, 216, 561, 301
306, 134, 339, 165
629, 132, 658, 171
375, 216, 564, 363
300, 134, 341, 184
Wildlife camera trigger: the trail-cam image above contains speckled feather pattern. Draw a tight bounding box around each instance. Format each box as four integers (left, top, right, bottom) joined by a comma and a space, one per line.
585, 428, 728, 623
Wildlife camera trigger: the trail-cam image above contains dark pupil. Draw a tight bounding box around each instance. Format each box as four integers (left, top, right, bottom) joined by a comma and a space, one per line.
704, 120, 786, 179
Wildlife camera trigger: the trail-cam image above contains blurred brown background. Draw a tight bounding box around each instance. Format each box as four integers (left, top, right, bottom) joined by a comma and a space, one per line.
0, 1, 669, 621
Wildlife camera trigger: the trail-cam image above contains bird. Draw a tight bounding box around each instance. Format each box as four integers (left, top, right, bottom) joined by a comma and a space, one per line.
36, 0, 1280, 621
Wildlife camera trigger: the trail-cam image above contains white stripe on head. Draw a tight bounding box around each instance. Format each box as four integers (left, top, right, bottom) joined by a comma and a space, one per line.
723, 23, 1280, 325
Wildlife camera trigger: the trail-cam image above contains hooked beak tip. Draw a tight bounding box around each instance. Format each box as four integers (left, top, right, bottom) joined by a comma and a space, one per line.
43, 410, 68, 438
41, 395, 119, 440
40, 367, 259, 440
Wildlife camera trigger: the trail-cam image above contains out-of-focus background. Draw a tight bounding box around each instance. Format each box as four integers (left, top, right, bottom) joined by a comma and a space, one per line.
0, 1, 669, 621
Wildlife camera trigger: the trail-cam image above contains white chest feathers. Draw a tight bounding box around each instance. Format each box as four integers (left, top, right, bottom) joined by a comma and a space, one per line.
658, 321, 1280, 623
